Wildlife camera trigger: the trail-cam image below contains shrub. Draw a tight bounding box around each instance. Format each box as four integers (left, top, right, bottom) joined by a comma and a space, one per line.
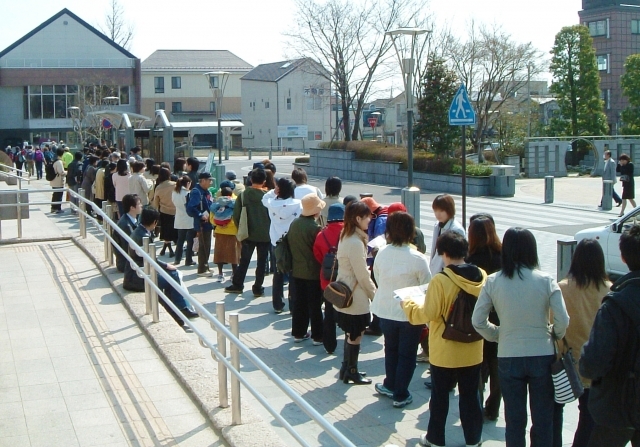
294, 156, 310, 164
452, 163, 493, 176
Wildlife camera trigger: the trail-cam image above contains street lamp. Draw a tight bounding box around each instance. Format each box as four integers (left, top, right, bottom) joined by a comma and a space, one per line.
67, 106, 82, 148
371, 111, 381, 141
386, 27, 431, 226
204, 71, 230, 163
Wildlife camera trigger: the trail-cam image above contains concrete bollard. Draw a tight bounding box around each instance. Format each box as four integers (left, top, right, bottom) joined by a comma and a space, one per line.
248, 149, 252, 160
78, 188, 86, 238
557, 239, 577, 281
143, 237, 151, 315
229, 313, 241, 425
401, 187, 421, 228
216, 302, 229, 408
545, 176, 554, 204
149, 244, 159, 323
602, 180, 613, 211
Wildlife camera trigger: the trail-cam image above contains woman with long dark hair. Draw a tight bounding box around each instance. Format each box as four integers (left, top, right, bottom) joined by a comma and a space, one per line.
472, 228, 570, 447
556, 239, 610, 447
112, 159, 131, 218
171, 175, 195, 266
466, 214, 502, 421
153, 167, 177, 257
334, 201, 377, 385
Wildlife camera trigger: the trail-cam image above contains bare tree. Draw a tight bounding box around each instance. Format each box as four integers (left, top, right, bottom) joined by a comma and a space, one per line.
444, 23, 544, 157
100, 0, 135, 50
286, 0, 427, 141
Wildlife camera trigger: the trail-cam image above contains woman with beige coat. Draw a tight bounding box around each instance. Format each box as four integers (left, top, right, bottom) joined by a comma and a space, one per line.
557, 238, 611, 447
334, 201, 377, 385
152, 167, 177, 257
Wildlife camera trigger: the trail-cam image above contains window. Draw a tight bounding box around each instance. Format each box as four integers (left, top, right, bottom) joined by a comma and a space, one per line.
210, 102, 216, 112
597, 54, 608, 72
171, 76, 181, 89
155, 102, 165, 110
154, 77, 164, 93
306, 96, 322, 110
286, 98, 291, 110
265, 101, 270, 109
25, 84, 80, 120
588, 19, 608, 37
307, 131, 322, 141
172, 102, 182, 113
601, 89, 611, 110
119, 86, 130, 105
633, 19, 640, 34
208, 76, 219, 89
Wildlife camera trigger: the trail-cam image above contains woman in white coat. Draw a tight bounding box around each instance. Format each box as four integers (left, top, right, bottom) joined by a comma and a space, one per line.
171, 175, 195, 266
429, 194, 466, 274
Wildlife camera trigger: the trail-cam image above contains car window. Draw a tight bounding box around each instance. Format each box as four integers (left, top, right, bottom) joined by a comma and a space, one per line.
620, 210, 640, 233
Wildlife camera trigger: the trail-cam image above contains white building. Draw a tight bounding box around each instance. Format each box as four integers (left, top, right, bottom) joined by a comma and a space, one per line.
240, 59, 332, 152
0, 8, 140, 148
141, 50, 252, 149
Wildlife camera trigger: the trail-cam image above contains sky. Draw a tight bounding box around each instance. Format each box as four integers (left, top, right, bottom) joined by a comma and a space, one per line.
1, 0, 583, 83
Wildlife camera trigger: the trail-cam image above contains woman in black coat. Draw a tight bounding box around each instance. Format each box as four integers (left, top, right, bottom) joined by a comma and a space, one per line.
617, 153, 636, 217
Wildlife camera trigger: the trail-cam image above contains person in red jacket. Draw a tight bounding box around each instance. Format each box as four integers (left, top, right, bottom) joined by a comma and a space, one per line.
313, 203, 345, 354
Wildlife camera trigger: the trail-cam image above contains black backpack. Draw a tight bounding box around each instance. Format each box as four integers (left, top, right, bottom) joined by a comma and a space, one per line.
45, 161, 57, 181
440, 271, 483, 343
321, 230, 339, 281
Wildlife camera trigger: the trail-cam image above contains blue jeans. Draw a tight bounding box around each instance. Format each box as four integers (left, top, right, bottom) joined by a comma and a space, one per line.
498, 355, 555, 447
158, 269, 192, 311
379, 318, 422, 401
427, 363, 483, 446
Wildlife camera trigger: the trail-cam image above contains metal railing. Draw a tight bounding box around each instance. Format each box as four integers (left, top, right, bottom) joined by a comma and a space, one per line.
0, 186, 357, 447
0, 163, 31, 190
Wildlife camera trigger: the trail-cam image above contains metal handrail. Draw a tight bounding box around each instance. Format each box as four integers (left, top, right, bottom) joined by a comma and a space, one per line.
0, 186, 357, 447
0, 162, 30, 176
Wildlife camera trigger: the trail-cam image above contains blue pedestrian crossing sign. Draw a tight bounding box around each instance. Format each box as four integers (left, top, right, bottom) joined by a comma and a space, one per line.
449, 84, 476, 126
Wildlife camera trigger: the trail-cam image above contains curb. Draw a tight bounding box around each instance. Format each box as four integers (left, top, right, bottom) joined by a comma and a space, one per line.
71, 233, 286, 447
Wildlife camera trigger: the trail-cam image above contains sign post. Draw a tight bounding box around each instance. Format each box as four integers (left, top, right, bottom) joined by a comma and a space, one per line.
448, 84, 476, 229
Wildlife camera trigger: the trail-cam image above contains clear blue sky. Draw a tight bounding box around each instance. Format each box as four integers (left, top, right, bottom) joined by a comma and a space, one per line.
2, 0, 582, 76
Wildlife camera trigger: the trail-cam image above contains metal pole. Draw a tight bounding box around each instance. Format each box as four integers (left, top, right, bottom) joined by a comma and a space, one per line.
16, 191, 22, 239
217, 117, 222, 165
461, 126, 467, 229
149, 243, 159, 323
102, 201, 109, 263
557, 239, 577, 281
269, 139, 272, 159
216, 302, 229, 408
143, 237, 151, 315
105, 204, 114, 266
407, 109, 414, 186
78, 188, 86, 238
229, 313, 241, 425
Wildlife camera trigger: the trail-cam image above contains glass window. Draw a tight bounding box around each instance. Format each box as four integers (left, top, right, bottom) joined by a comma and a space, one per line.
154, 77, 164, 93
209, 102, 216, 112
265, 101, 270, 109
286, 98, 291, 110
306, 96, 322, 110
155, 102, 165, 110
588, 20, 607, 37
42, 95, 54, 119
171, 77, 181, 89
30, 85, 41, 94
597, 55, 608, 71
67, 85, 78, 94
42, 85, 53, 94
307, 131, 322, 140
119, 86, 130, 105
55, 85, 66, 94
208, 76, 219, 89
633, 20, 640, 34
55, 95, 67, 118
23, 90, 29, 120
172, 102, 182, 113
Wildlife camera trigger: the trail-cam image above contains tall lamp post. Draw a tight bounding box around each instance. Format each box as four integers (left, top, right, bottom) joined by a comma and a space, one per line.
204, 71, 230, 163
386, 27, 430, 227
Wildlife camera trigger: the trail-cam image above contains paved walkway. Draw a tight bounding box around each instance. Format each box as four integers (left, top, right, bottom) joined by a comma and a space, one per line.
0, 240, 226, 447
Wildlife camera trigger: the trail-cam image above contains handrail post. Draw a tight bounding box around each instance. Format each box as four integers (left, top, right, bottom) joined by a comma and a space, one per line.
216, 302, 229, 408
78, 188, 86, 238
229, 313, 241, 425
149, 243, 159, 323
16, 191, 22, 239
143, 237, 151, 315
102, 202, 109, 263
105, 204, 114, 266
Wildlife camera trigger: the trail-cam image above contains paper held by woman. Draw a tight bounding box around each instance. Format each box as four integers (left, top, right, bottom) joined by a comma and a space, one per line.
394, 283, 429, 304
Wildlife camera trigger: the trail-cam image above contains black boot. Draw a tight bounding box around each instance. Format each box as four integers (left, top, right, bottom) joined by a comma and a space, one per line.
168, 242, 175, 258
339, 338, 367, 381
159, 243, 168, 257
343, 344, 371, 385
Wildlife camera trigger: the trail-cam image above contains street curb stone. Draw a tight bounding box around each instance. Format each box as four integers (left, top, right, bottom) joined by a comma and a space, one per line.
71, 232, 286, 447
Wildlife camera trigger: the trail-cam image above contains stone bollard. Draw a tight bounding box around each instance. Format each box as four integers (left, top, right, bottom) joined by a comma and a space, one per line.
602, 180, 613, 211
248, 149, 252, 160
401, 187, 421, 228
557, 239, 577, 281
545, 176, 554, 204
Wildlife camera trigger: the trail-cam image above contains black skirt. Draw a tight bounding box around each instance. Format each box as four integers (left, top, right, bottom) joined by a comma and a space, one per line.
334, 311, 371, 341
159, 212, 177, 242
622, 180, 635, 200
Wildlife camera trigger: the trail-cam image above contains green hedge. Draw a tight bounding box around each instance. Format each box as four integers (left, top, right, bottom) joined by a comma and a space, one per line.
452, 164, 493, 176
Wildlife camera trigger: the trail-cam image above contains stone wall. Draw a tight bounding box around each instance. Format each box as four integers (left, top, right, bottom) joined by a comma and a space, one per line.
309, 148, 497, 196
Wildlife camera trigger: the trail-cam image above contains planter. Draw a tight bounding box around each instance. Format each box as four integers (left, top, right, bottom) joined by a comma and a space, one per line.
309, 148, 512, 197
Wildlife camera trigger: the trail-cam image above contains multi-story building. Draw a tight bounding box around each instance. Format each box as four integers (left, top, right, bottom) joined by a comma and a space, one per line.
0, 8, 141, 148
140, 50, 252, 148
579, 0, 640, 133
240, 59, 332, 152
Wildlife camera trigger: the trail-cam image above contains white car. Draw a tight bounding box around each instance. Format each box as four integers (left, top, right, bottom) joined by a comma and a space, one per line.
575, 207, 640, 277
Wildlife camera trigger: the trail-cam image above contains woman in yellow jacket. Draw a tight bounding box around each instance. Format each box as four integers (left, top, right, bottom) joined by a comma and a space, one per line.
402, 231, 486, 447
211, 185, 240, 282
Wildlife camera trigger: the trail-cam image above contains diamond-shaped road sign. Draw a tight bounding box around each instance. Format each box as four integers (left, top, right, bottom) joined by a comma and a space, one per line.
449, 84, 476, 126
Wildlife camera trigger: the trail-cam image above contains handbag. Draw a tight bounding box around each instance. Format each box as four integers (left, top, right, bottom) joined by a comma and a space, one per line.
620, 174, 631, 182
235, 192, 249, 241
551, 335, 584, 404
324, 281, 354, 309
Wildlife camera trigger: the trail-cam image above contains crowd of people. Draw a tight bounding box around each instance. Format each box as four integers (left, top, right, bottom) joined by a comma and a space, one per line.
12, 141, 640, 446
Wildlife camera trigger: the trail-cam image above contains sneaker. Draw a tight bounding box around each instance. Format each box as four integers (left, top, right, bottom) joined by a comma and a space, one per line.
197, 271, 213, 277
419, 433, 444, 447
252, 287, 265, 297
466, 441, 483, 447
224, 285, 244, 293
393, 393, 413, 408
184, 261, 195, 266
294, 332, 310, 343
217, 274, 225, 282
375, 383, 394, 399
416, 351, 430, 363
312, 339, 323, 346
274, 308, 284, 314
